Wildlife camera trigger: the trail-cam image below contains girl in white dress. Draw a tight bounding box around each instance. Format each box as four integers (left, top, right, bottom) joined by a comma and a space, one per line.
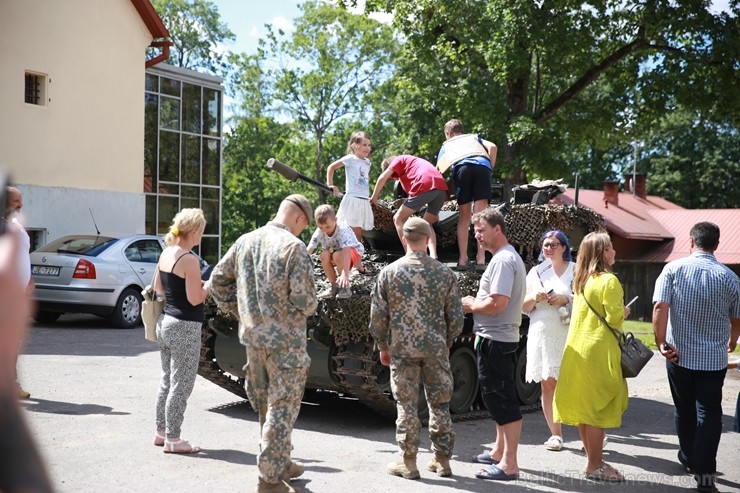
522, 230, 575, 452
326, 131, 374, 272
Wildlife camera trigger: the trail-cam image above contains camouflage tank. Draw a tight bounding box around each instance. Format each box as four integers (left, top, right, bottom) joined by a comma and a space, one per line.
197, 181, 606, 420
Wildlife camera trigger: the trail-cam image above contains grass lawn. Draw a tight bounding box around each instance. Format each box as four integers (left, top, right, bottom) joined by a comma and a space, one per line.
623, 320, 739, 356
624, 320, 657, 349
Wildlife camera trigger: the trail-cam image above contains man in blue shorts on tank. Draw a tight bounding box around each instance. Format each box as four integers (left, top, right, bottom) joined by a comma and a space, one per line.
436, 119, 497, 271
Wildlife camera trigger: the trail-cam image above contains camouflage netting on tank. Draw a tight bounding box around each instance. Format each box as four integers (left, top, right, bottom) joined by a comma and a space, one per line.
313, 200, 605, 346
312, 255, 483, 346
505, 204, 606, 270
203, 201, 604, 347
370, 200, 404, 231
370, 200, 605, 260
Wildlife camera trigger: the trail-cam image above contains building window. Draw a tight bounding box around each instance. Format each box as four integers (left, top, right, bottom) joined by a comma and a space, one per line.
144, 67, 223, 265
24, 71, 47, 106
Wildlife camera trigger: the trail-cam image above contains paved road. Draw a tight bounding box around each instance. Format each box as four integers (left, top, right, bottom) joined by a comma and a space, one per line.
17, 315, 740, 493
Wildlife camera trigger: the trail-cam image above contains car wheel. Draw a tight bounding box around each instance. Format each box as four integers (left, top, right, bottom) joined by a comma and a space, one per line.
34, 310, 62, 324
111, 287, 143, 329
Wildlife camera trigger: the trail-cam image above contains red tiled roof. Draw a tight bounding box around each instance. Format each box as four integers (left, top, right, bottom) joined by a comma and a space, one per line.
553, 188, 682, 241
636, 209, 740, 264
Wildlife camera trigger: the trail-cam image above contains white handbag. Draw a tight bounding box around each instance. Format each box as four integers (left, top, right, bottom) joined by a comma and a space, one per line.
141, 266, 163, 342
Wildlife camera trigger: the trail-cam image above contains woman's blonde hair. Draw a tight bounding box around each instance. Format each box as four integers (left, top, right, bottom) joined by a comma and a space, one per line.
164, 208, 206, 246
572, 231, 613, 294
346, 130, 370, 156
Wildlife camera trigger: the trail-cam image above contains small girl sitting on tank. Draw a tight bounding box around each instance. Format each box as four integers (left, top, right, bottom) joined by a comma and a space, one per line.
307, 204, 365, 300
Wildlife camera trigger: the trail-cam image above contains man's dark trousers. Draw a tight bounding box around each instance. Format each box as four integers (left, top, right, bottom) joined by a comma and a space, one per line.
666, 361, 726, 487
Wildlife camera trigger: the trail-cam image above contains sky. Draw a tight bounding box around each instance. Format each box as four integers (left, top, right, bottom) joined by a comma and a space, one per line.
209, 0, 304, 56
207, 0, 390, 57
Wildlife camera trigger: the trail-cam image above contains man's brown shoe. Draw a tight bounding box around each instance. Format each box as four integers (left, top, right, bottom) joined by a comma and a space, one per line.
286, 461, 304, 481
387, 456, 420, 479
428, 453, 452, 477
255, 479, 300, 493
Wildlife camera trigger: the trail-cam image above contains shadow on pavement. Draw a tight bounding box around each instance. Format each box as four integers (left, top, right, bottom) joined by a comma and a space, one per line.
21, 398, 129, 416
24, 326, 157, 357
206, 391, 394, 439
194, 448, 255, 466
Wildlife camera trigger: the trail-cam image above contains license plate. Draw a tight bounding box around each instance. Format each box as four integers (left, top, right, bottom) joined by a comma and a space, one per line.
32, 265, 61, 276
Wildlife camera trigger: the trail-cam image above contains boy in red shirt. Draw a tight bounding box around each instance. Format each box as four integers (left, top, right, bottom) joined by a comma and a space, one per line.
370, 155, 448, 259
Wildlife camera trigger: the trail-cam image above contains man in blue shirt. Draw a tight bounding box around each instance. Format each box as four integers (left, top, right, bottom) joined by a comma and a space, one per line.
653, 222, 740, 493
436, 119, 497, 271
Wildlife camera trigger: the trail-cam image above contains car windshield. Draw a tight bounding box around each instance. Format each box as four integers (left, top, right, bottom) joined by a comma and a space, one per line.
37, 236, 117, 256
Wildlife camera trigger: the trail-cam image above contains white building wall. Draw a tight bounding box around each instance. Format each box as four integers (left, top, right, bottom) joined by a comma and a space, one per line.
0, 0, 153, 241
18, 185, 144, 246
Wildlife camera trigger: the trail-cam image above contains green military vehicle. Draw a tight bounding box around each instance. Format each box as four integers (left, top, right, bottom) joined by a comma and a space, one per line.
197, 170, 605, 420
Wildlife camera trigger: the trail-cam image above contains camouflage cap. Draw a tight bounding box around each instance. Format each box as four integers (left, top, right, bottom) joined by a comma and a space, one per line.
285, 194, 313, 224
403, 217, 432, 237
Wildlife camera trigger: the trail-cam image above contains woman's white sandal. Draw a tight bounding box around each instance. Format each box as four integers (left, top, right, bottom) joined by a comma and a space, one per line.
163, 438, 201, 454
153, 431, 166, 447
544, 435, 563, 451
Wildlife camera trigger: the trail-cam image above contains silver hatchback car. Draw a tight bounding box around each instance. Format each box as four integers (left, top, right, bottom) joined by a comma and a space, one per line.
31, 234, 207, 329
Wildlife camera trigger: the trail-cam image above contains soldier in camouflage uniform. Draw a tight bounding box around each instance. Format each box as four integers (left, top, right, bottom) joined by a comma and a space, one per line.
369, 217, 464, 480
210, 194, 317, 493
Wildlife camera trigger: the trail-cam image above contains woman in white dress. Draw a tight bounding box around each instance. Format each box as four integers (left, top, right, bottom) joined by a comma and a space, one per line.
522, 230, 575, 452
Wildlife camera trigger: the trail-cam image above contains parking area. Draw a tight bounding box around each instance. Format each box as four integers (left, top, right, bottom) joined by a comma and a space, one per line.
17, 315, 740, 493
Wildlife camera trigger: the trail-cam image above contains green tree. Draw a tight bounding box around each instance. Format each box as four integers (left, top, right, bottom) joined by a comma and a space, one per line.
643, 111, 740, 208
355, 0, 739, 185
233, 0, 398, 202
221, 117, 323, 249
149, 0, 235, 75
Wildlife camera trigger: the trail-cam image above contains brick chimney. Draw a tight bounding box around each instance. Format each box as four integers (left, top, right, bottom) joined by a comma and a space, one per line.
635, 173, 646, 199
603, 180, 619, 207
625, 174, 647, 199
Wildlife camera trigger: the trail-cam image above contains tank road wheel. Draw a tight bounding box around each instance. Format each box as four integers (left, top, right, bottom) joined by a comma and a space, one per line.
448, 346, 479, 414
514, 342, 541, 406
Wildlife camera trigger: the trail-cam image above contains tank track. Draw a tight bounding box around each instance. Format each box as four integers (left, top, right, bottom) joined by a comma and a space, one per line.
198, 319, 539, 420
331, 334, 540, 422
197, 325, 249, 401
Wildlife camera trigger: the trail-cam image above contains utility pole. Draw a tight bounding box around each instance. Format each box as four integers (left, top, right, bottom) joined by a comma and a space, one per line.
631, 141, 639, 197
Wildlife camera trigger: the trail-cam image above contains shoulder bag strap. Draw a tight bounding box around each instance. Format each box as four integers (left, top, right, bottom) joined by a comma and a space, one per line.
151, 262, 161, 295
582, 294, 624, 346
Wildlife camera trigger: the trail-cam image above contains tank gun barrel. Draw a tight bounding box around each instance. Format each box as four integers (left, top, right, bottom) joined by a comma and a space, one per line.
266, 158, 340, 196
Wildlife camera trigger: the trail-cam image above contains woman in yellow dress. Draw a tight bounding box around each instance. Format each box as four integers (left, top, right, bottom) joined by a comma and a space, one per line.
553, 232, 629, 482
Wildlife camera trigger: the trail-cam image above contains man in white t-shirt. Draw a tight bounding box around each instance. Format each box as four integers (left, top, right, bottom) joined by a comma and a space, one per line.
5, 187, 32, 399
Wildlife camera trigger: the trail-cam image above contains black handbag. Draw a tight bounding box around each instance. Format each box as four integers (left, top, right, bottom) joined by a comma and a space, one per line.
583, 296, 653, 378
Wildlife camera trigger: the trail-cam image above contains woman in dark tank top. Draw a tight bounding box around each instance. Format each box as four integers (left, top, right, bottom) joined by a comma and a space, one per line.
152, 208, 210, 454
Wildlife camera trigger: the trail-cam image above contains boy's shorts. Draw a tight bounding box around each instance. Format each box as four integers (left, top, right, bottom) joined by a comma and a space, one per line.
405, 189, 447, 216
330, 247, 362, 268
454, 164, 493, 205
